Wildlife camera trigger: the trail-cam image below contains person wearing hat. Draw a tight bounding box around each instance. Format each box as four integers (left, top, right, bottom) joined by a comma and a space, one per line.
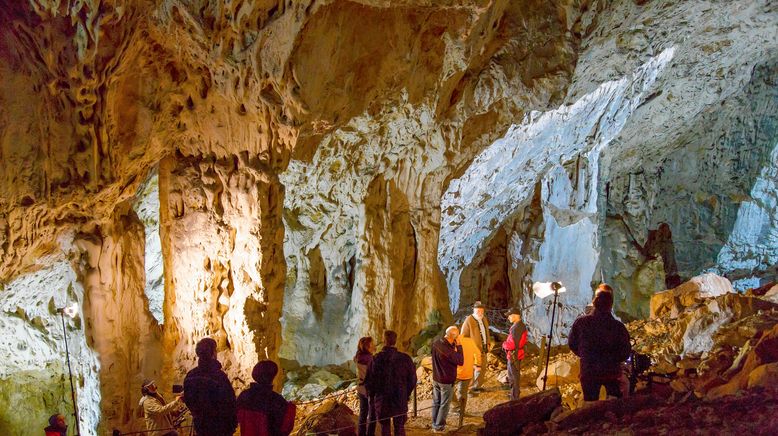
139, 379, 182, 436
501, 308, 527, 401
183, 337, 238, 436
237, 360, 296, 436
460, 301, 492, 392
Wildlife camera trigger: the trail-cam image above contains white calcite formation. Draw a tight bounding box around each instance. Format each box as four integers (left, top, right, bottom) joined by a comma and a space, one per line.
440, 48, 673, 341
0, 255, 100, 434
132, 171, 165, 324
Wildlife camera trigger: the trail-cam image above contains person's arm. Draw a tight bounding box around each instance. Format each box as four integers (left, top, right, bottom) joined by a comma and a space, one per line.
452, 343, 464, 366
518, 329, 528, 350
407, 356, 417, 398
279, 402, 296, 436
616, 324, 632, 362
143, 397, 180, 416
568, 321, 580, 356
460, 319, 471, 338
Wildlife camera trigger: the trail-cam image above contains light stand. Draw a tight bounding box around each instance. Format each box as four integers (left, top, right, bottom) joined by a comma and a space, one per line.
58, 304, 82, 436
533, 281, 565, 391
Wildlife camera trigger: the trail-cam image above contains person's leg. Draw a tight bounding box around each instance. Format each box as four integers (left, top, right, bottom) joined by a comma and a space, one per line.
393, 414, 407, 436
378, 417, 391, 436
604, 379, 623, 399
434, 383, 453, 430
579, 374, 600, 401
472, 350, 487, 389
509, 360, 521, 400
431, 381, 442, 430
358, 393, 369, 436
367, 395, 377, 436
455, 379, 470, 414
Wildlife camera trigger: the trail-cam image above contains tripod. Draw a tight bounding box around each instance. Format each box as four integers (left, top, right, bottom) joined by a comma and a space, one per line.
541, 282, 562, 391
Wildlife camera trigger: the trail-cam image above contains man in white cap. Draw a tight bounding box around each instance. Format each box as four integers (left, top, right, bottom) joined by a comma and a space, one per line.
460, 301, 492, 391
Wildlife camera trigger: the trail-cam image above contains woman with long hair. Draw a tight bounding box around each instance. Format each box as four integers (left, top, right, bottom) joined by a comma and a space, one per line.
354, 336, 376, 436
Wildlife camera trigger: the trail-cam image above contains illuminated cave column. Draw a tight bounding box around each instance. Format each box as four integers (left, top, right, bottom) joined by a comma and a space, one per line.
75, 204, 163, 433
159, 154, 285, 385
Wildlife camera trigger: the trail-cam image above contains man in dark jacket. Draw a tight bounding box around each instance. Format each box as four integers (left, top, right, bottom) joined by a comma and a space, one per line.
501, 308, 527, 401
365, 330, 417, 436
568, 289, 631, 401
183, 338, 238, 436
237, 360, 296, 436
430, 326, 464, 432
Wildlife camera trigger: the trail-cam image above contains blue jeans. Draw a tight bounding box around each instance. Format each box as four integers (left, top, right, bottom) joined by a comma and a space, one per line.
431, 381, 453, 430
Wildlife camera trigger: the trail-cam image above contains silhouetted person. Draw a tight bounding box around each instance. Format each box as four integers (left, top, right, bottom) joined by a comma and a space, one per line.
354, 336, 377, 436
237, 360, 296, 436
430, 326, 464, 433
139, 379, 182, 436
501, 307, 527, 401
568, 290, 631, 402
183, 338, 237, 436
44, 414, 67, 436
365, 330, 417, 436
460, 301, 492, 391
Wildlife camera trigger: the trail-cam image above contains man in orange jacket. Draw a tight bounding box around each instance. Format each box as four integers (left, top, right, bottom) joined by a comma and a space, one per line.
453, 336, 478, 423
502, 308, 527, 400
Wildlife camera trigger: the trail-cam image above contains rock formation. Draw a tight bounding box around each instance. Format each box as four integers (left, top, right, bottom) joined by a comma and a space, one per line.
0, 0, 776, 434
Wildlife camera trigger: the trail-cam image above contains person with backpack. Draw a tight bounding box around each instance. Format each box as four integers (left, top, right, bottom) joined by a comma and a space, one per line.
183, 338, 237, 436
364, 330, 417, 436
237, 360, 296, 436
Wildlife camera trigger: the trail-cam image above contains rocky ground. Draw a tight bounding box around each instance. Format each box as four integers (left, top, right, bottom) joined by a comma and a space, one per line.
291, 275, 778, 435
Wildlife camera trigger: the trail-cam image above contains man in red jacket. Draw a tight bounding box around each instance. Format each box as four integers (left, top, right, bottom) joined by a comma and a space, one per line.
502, 308, 527, 400
237, 360, 296, 436
44, 414, 67, 436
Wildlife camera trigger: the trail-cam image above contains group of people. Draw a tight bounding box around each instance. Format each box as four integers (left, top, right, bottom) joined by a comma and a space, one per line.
44, 283, 630, 436
353, 302, 529, 435
355, 283, 631, 435
139, 337, 296, 436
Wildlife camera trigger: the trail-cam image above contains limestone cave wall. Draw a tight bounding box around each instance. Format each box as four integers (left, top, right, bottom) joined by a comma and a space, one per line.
0, 0, 776, 434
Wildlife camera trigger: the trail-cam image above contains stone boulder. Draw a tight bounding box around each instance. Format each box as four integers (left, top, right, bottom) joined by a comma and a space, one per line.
747, 362, 778, 389
536, 356, 580, 389
682, 294, 778, 356
550, 394, 663, 431
650, 273, 734, 319
296, 400, 357, 436
706, 324, 778, 399
478, 388, 561, 436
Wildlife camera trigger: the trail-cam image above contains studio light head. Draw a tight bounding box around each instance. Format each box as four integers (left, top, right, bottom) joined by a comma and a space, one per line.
57, 302, 79, 318
532, 281, 567, 299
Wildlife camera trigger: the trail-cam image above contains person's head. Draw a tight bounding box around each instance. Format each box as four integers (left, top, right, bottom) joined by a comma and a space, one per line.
251, 360, 278, 385
141, 379, 157, 396
357, 336, 374, 355
383, 330, 398, 347
195, 337, 218, 361
593, 290, 614, 312
48, 414, 66, 430
506, 307, 521, 323
445, 326, 459, 342
473, 301, 486, 319
595, 283, 614, 296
